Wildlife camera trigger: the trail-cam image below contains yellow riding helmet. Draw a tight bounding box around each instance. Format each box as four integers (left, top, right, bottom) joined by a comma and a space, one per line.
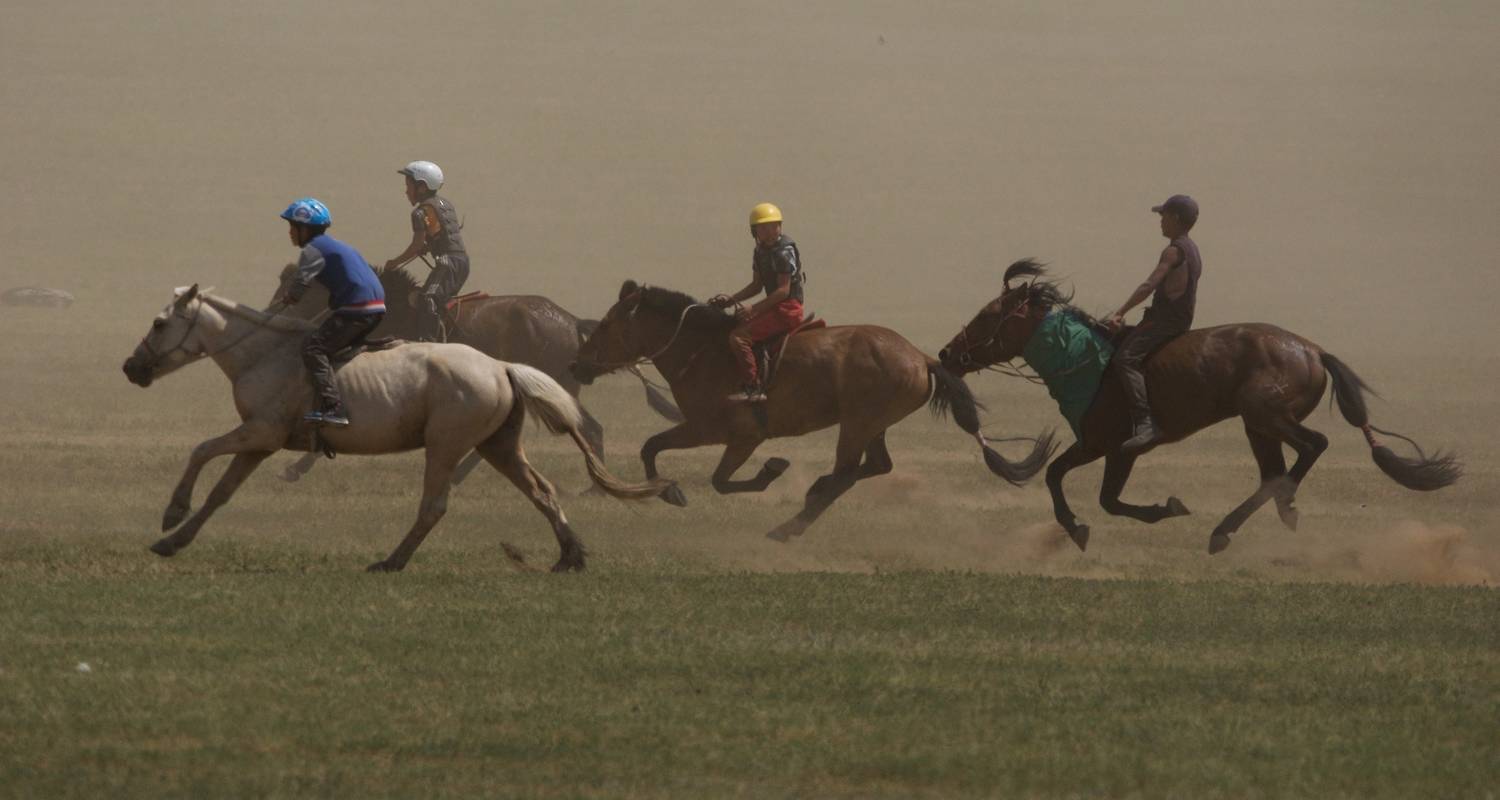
749, 202, 783, 226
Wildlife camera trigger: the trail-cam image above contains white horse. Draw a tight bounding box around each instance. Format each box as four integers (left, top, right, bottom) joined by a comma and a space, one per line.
122, 284, 671, 572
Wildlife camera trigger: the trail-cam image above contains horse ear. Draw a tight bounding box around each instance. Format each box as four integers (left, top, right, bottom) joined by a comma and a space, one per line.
174, 284, 200, 306
619, 279, 639, 301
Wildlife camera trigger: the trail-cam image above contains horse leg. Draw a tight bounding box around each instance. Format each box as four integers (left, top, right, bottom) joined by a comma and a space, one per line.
1244, 424, 1297, 531
280, 451, 319, 483
1098, 452, 1190, 524
368, 447, 463, 573
1269, 418, 1329, 526
766, 426, 867, 542
1045, 442, 1102, 551
578, 403, 606, 459
150, 452, 272, 557
710, 437, 788, 494
163, 422, 283, 531
450, 450, 486, 486
475, 434, 585, 573
855, 432, 893, 480
641, 423, 710, 507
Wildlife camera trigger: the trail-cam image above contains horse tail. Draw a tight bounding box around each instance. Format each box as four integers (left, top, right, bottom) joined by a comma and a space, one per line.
505, 364, 675, 500
1320, 352, 1461, 491
927, 361, 1056, 486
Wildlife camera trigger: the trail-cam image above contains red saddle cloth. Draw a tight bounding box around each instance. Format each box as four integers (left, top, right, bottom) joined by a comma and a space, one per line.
756, 316, 828, 385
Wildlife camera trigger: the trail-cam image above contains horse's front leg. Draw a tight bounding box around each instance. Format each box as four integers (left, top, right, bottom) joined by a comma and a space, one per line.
152, 451, 273, 557
164, 423, 284, 531
1045, 442, 1100, 551
640, 423, 712, 507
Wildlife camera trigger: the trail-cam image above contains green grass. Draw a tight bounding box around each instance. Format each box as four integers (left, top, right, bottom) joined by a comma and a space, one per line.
2, 564, 1496, 798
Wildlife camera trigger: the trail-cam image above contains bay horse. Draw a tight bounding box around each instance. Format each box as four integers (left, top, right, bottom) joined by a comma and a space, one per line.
938, 259, 1461, 553
570, 280, 1056, 541
272, 264, 681, 483
122, 285, 671, 572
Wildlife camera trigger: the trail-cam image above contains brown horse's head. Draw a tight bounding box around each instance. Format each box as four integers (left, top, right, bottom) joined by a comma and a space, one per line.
571, 280, 733, 384
939, 259, 1058, 375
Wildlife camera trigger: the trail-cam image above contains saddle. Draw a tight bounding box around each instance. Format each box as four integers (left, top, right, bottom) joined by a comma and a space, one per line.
329, 336, 402, 366
753, 315, 827, 389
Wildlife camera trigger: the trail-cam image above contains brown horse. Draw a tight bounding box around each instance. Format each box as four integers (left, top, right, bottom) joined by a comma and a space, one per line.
938, 259, 1461, 553
273, 265, 681, 482
570, 280, 1056, 540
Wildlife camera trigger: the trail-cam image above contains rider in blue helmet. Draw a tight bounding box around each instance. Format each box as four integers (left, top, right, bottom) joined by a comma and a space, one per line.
276, 198, 386, 427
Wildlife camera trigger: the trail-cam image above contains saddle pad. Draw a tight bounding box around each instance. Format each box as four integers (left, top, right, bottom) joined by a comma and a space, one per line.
331, 337, 403, 366
1020, 310, 1114, 439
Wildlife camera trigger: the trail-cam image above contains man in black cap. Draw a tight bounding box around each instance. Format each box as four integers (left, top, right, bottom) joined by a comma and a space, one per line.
1104, 194, 1203, 454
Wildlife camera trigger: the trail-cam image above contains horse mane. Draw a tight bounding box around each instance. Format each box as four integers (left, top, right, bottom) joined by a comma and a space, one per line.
1002, 258, 1099, 327
380, 267, 422, 298
199, 291, 315, 332
634, 284, 737, 332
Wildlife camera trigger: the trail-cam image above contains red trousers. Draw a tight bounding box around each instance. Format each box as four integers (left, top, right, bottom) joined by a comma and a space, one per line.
729, 299, 804, 384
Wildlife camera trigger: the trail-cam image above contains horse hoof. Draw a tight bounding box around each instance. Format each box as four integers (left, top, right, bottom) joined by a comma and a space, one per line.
161, 503, 190, 532
1277, 503, 1300, 532
551, 559, 586, 573
1166, 497, 1190, 517
761, 457, 791, 478
1067, 524, 1090, 552
659, 484, 688, 507
149, 539, 177, 557
1208, 533, 1232, 554
767, 519, 806, 542
366, 560, 402, 573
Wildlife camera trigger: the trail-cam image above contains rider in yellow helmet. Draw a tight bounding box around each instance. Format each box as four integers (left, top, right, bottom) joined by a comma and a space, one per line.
709, 202, 806, 402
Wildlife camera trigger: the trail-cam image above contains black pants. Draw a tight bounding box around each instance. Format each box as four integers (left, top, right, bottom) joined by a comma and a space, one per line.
302, 312, 384, 410
1114, 320, 1185, 419
420, 254, 469, 341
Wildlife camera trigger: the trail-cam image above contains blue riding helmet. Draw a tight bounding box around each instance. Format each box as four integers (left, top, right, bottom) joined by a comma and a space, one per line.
279, 197, 332, 227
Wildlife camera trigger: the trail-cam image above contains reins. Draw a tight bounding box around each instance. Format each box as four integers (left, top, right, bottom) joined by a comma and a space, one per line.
575, 301, 708, 373
137, 297, 316, 372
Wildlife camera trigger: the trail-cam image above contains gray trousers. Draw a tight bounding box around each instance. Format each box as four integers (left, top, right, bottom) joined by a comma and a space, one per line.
420, 254, 470, 341
1114, 321, 1185, 419
302, 312, 384, 409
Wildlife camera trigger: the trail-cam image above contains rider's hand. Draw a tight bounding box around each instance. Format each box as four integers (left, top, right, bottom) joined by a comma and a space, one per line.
709, 294, 733, 308
382, 259, 399, 272
1104, 312, 1124, 332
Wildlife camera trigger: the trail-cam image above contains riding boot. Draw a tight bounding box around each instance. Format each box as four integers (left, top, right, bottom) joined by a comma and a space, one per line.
1121, 410, 1161, 455
304, 402, 351, 428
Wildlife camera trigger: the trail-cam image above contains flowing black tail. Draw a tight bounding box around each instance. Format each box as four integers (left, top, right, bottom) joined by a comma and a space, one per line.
1321, 353, 1461, 491
928, 362, 1056, 486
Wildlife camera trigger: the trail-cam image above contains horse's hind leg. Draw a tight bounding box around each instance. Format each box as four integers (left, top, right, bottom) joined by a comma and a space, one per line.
1243, 424, 1299, 531
450, 450, 486, 486
855, 432, 893, 479
476, 434, 585, 572
368, 447, 463, 573
280, 452, 319, 483
151, 451, 271, 557
1098, 452, 1190, 524
766, 426, 867, 542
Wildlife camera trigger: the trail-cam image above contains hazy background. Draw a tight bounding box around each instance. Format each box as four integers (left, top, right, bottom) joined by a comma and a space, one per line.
1, 1, 1495, 580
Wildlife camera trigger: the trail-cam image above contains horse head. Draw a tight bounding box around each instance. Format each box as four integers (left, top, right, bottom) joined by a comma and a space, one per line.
570, 279, 651, 384
939, 259, 1053, 375
570, 279, 733, 385
123, 284, 214, 387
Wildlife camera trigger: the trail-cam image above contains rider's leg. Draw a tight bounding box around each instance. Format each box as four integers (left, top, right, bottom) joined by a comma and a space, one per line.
1115, 322, 1177, 454
301, 312, 383, 424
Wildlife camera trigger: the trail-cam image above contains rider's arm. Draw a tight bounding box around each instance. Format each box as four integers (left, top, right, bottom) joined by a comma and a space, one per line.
384, 206, 431, 270
284, 245, 325, 303
747, 273, 792, 318
1111, 245, 1180, 319
728, 279, 761, 304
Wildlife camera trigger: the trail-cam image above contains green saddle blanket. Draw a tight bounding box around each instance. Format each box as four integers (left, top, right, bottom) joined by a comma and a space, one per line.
1020, 310, 1114, 440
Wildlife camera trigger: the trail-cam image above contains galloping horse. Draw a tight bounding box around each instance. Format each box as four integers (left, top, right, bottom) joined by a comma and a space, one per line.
939, 259, 1461, 553
272, 265, 681, 482
571, 280, 1056, 541
122, 285, 670, 572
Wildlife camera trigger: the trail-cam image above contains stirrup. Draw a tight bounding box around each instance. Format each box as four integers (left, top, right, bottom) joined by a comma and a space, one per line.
304, 408, 351, 428
731, 385, 767, 403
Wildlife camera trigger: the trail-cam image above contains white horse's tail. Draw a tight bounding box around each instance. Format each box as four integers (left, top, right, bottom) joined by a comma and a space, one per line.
504, 364, 674, 500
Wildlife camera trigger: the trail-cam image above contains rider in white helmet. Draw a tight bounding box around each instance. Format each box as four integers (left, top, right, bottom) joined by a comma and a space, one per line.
383, 160, 469, 341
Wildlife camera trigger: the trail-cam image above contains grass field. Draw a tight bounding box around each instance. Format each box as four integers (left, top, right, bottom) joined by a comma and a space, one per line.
2, 308, 1497, 798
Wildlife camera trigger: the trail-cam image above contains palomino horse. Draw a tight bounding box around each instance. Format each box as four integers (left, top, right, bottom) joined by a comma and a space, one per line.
570, 280, 1056, 541
938, 259, 1461, 553
272, 265, 681, 483
122, 285, 670, 572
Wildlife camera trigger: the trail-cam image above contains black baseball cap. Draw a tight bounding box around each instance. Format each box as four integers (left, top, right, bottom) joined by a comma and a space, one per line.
1151, 194, 1199, 225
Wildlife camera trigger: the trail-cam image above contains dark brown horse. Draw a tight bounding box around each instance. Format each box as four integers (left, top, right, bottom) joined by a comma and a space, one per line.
273, 265, 681, 482
939, 259, 1461, 553
570, 280, 1056, 540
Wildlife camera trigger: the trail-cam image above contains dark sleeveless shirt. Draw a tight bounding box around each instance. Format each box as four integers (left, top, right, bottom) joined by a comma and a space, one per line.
1145, 235, 1201, 329
412, 194, 467, 258
752, 234, 804, 303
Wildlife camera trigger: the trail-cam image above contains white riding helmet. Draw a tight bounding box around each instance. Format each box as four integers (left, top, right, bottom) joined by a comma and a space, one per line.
398, 160, 444, 192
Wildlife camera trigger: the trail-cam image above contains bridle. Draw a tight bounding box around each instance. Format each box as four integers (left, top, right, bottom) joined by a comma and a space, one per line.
573, 295, 709, 373
134, 296, 291, 374
947, 283, 1033, 370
